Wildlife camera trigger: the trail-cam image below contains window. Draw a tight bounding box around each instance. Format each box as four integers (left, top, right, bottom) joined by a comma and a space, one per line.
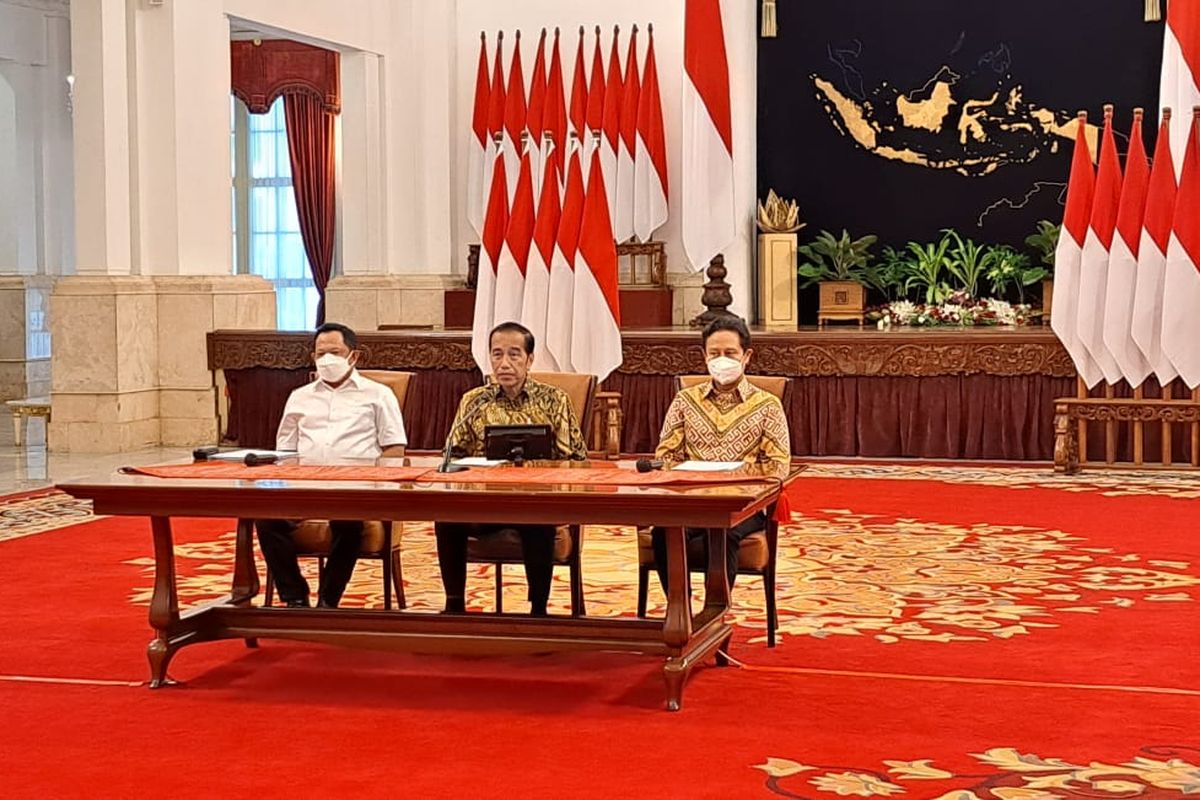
231, 96, 320, 330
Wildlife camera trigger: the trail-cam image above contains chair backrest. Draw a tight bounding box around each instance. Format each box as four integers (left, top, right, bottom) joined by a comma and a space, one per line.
529, 371, 598, 439
677, 374, 788, 401
359, 370, 415, 413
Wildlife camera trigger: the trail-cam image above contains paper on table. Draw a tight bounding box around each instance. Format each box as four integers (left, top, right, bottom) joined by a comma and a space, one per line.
671, 460, 745, 472
208, 449, 298, 461
452, 457, 507, 467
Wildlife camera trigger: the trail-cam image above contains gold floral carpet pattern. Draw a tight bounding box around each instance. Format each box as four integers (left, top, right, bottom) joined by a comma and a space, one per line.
0, 490, 99, 544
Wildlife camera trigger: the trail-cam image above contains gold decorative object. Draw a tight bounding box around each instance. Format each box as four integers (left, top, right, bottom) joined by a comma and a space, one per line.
761, 0, 778, 37
756, 189, 804, 233
1145, 0, 1162, 22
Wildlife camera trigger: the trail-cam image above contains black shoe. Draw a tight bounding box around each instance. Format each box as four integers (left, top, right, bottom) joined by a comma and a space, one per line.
284, 598, 309, 608
530, 603, 549, 617
316, 598, 337, 609
442, 598, 466, 614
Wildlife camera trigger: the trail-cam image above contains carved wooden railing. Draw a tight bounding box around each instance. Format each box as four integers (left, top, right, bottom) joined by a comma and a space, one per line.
1054, 393, 1200, 473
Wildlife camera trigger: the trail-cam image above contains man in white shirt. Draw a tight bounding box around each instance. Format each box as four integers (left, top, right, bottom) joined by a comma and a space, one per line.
256, 322, 408, 608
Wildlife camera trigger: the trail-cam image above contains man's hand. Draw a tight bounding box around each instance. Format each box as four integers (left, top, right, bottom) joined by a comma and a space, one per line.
380, 445, 407, 458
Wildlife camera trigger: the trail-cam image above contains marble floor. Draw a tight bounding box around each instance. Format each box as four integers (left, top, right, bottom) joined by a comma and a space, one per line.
0, 416, 190, 496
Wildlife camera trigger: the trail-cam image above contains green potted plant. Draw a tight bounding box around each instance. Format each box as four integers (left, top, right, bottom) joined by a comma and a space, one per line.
900, 232, 954, 304
983, 245, 1047, 305
1025, 220, 1060, 319
796, 229, 877, 325
944, 229, 988, 298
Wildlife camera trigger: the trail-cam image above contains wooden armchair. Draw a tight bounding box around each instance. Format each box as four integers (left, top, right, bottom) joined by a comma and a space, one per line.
262, 369, 413, 610
635, 374, 789, 646
464, 371, 597, 615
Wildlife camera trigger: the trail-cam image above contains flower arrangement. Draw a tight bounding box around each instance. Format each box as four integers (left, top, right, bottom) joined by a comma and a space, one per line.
872, 293, 1033, 328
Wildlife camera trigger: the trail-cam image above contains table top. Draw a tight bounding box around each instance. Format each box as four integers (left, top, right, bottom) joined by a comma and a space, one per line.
58, 457, 805, 528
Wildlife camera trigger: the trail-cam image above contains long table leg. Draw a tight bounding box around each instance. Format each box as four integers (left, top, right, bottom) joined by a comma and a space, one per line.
662, 525, 693, 711
704, 528, 735, 666
147, 516, 182, 688
232, 519, 260, 648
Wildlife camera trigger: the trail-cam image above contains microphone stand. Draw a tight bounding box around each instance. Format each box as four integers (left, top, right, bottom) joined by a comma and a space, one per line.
436, 392, 492, 474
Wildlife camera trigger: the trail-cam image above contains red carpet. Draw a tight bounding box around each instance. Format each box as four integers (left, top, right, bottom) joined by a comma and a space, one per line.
1, 466, 1198, 797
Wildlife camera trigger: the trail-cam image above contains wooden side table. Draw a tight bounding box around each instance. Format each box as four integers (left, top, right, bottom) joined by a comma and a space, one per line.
6, 397, 50, 447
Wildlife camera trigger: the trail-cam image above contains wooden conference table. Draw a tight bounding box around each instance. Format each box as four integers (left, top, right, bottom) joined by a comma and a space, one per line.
59, 456, 803, 711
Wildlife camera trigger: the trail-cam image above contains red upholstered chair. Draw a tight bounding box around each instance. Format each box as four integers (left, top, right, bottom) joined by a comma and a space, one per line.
261, 369, 413, 609
635, 374, 789, 646
464, 372, 596, 616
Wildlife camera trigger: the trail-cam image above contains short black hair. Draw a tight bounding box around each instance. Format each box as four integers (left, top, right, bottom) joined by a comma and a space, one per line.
701, 316, 751, 350
489, 321, 535, 354
314, 322, 358, 350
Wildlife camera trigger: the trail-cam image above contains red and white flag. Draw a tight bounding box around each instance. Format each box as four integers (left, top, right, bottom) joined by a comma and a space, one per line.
543, 29, 568, 189
1131, 110, 1179, 384
1075, 107, 1124, 387
1101, 109, 1152, 387
466, 32, 490, 239
568, 28, 588, 145
633, 25, 669, 242
546, 140, 586, 371
583, 28, 606, 177
494, 139, 535, 325
471, 147, 509, 373
571, 148, 623, 381
1161, 108, 1200, 388
601, 27, 624, 227
614, 25, 641, 243
526, 29, 548, 200
682, 0, 735, 271
1050, 114, 1102, 387
502, 34, 527, 204
480, 33, 506, 234
522, 140, 560, 371
1159, 0, 1200, 177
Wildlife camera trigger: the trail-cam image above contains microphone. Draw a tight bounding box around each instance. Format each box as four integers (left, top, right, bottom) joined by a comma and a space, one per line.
635, 458, 664, 473
192, 446, 219, 462
437, 391, 493, 474
244, 453, 279, 466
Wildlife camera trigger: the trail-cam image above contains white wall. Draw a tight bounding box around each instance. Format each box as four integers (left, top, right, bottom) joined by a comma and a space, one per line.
450, 0, 757, 317
0, 0, 74, 276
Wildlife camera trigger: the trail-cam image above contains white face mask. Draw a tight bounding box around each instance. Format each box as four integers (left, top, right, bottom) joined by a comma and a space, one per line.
315, 353, 353, 384
707, 355, 745, 386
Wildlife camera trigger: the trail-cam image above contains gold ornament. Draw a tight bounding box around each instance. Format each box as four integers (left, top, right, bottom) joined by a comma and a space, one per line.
762, 0, 778, 37
1145, 0, 1162, 21
756, 189, 804, 233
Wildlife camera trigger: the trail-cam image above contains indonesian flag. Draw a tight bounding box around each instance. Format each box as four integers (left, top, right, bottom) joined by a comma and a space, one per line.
526, 29, 547, 200
571, 148, 623, 381
502, 34, 527, 204
1050, 114, 1102, 388
583, 28, 606, 176
1131, 110, 1179, 385
494, 139, 535, 326
1161, 108, 1200, 388
466, 33, 490, 239
546, 140, 585, 371
682, 0, 735, 271
568, 28, 588, 145
1159, 0, 1200, 177
614, 26, 641, 243
480, 34, 506, 234
601, 27, 624, 228
543, 29, 568, 189
1075, 108, 1124, 387
522, 141, 560, 371
633, 25, 669, 243
471, 146, 508, 373
1101, 110, 1152, 388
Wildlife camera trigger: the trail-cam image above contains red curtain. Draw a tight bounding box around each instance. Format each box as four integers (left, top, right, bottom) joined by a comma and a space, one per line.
283, 93, 336, 326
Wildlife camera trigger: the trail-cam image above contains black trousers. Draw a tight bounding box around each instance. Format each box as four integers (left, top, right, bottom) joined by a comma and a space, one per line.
435, 522, 556, 614
255, 518, 364, 607
651, 511, 767, 592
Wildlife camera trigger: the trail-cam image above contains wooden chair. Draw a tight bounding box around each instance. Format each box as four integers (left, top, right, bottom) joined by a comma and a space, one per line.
465, 372, 597, 615
635, 374, 789, 646
262, 369, 413, 610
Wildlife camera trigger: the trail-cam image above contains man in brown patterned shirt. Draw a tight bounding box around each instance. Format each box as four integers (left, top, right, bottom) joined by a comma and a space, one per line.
651, 317, 791, 592
436, 321, 587, 616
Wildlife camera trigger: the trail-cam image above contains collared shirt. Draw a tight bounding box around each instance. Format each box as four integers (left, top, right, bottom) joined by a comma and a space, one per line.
447, 377, 588, 461
655, 377, 791, 470
276, 370, 407, 461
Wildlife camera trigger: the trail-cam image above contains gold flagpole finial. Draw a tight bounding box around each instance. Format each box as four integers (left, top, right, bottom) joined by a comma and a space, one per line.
762, 0, 778, 37
1145, 0, 1162, 22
